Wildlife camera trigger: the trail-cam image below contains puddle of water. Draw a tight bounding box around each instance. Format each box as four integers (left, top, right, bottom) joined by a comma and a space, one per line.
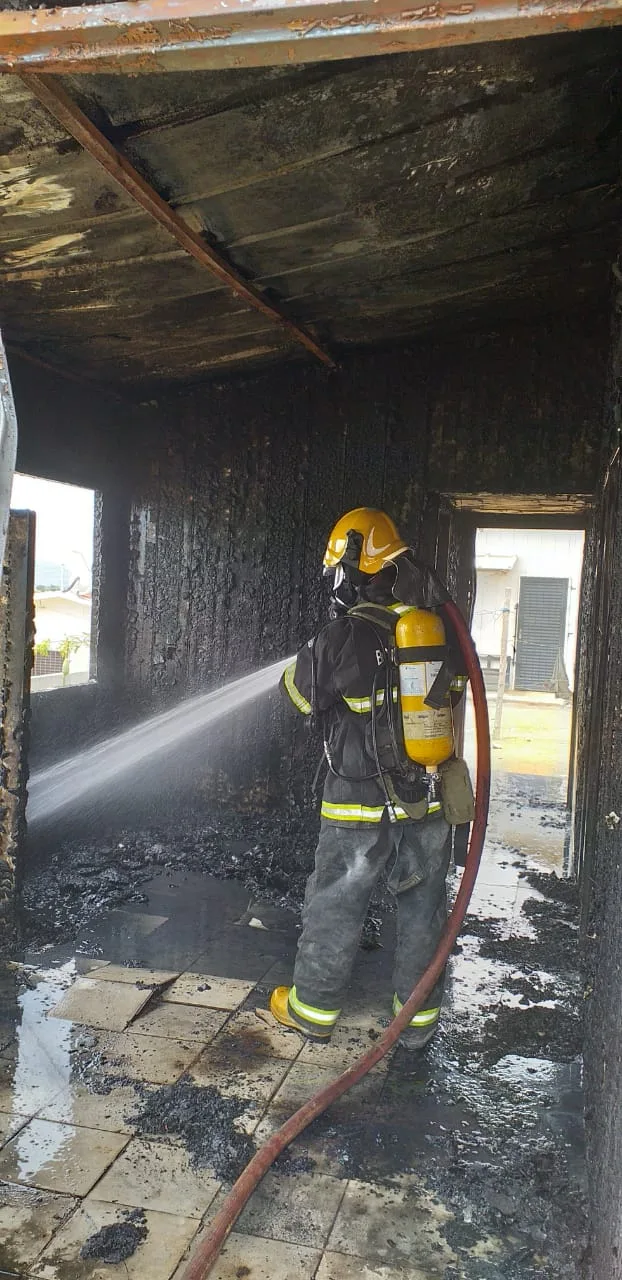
0, 961, 75, 1125
493, 1054, 582, 1094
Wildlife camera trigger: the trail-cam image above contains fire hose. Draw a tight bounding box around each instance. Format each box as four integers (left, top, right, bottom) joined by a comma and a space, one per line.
181, 598, 490, 1280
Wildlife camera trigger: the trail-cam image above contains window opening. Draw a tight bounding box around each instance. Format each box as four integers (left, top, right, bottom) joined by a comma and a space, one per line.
11, 473, 96, 692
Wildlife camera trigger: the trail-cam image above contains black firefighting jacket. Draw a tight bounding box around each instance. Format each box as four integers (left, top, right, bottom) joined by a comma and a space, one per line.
281, 602, 466, 828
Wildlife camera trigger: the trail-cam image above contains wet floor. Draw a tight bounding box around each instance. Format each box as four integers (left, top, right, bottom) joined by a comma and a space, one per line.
0, 770, 583, 1279
464, 692, 573, 870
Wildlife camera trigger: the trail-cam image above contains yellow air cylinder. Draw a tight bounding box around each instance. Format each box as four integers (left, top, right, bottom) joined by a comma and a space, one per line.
395, 608, 454, 768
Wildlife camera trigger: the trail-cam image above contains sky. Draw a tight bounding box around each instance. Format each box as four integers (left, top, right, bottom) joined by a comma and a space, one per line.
11, 473, 95, 587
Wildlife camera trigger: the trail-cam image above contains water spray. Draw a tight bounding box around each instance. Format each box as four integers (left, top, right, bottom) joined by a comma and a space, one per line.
28, 656, 292, 825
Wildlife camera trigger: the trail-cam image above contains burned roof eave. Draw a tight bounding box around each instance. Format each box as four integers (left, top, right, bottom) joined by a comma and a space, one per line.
0, 0, 622, 75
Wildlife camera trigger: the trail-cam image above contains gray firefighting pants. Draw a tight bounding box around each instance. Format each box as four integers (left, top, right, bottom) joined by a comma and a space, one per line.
292, 811, 452, 1013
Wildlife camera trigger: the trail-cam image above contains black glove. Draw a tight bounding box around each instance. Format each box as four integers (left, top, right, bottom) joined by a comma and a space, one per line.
453, 823, 470, 867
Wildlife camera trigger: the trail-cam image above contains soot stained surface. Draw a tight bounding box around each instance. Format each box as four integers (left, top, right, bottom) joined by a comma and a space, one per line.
128, 1078, 255, 1182
20, 810, 318, 948
4, 837, 586, 1280
9, 761, 586, 1280
480, 1000, 583, 1063
2, 42, 619, 381
20, 809, 387, 953
466, 883, 580, 978
70, 1039, 142, 1096
80, 1210, 148, 1264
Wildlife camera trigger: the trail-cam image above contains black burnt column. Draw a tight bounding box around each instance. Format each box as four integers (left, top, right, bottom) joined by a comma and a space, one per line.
0, 512, 35, 948
93, 485, 132, 726
580, 276, 622, 1279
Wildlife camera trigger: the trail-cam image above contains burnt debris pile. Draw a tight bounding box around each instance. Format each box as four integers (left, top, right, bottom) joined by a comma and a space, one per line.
21, 810, 318, 947
128, 1077, 256, 1182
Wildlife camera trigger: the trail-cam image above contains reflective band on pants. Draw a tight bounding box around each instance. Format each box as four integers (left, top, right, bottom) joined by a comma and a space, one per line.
288, 985, 340, 1027
321, 801, 386, 823
393, 992, 441, 1027
320, 801, 442, 823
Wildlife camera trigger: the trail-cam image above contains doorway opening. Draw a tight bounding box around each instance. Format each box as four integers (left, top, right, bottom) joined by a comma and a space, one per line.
11, 473, 96, 692
466, 524, 585, 872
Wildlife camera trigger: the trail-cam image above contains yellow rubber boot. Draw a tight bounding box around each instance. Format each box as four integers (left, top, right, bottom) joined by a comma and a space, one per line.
269, 986, 300, 1031
268, 987, 334, 1041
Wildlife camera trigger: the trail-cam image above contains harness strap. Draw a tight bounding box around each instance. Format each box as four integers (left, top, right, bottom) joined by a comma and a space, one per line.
347, 602, 398, 637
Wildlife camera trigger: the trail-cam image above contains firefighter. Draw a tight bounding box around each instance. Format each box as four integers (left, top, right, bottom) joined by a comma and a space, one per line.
268, 508, 468, 1050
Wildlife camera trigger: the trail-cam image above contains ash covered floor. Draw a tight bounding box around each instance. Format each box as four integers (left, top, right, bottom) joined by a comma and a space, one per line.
0, 771, 585, 1279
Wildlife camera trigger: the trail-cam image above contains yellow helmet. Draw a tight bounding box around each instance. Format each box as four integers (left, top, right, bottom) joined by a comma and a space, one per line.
323, 508, 407, 576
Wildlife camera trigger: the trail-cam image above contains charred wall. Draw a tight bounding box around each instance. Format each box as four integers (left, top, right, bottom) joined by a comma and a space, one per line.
575, 286, 622, 1280
122, 310, 606, 808
128, 309, 605, 691
10, 311, 607, 797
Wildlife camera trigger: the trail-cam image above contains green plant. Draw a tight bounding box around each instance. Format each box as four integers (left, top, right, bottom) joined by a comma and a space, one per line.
58, 633, 90, 684
33, 638, 51, 658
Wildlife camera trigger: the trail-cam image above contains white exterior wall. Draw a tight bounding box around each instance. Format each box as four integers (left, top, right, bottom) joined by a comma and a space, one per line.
34, 593, 91, 683
471, 528, 584, 688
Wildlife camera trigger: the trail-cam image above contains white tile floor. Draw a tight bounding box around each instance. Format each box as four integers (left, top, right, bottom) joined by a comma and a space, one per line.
0, 1117, 129, 1195
131, 1001, 229, 1043
92, 1028, 203, 1084
326, 1178, 456, 1273
87, 964, 180, 986
37, 1082, 151, 1135
0, 915, 567, 1280
0, 1182, 78, 1271
162, 973, 255, 1010
92, 1137, 221, 1217
316, 1255, 412, 1280
31, 1200, 198, 1280
50, 978, 154, 1032
182, 1231, 322, 1280
1, 958, 418, 1279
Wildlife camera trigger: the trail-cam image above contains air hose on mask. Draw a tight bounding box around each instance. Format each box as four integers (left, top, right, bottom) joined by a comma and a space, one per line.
180, 598, 490, 1280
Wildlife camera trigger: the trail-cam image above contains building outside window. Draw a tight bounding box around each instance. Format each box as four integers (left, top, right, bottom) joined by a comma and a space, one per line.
10, 473, 95, 692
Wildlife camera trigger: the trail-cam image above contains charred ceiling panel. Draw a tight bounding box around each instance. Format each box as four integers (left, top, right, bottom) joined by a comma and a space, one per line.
0, 31, 620, 384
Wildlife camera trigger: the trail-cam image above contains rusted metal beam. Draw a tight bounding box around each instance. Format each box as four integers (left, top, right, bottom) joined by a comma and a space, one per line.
1, 0, 621, 75
20, 75, 334, 370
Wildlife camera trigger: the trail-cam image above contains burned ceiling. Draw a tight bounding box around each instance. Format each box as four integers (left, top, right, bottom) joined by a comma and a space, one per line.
0, 29, 621, 386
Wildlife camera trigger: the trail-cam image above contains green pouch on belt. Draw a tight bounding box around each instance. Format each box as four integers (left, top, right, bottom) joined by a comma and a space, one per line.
439, 757, 475, 825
